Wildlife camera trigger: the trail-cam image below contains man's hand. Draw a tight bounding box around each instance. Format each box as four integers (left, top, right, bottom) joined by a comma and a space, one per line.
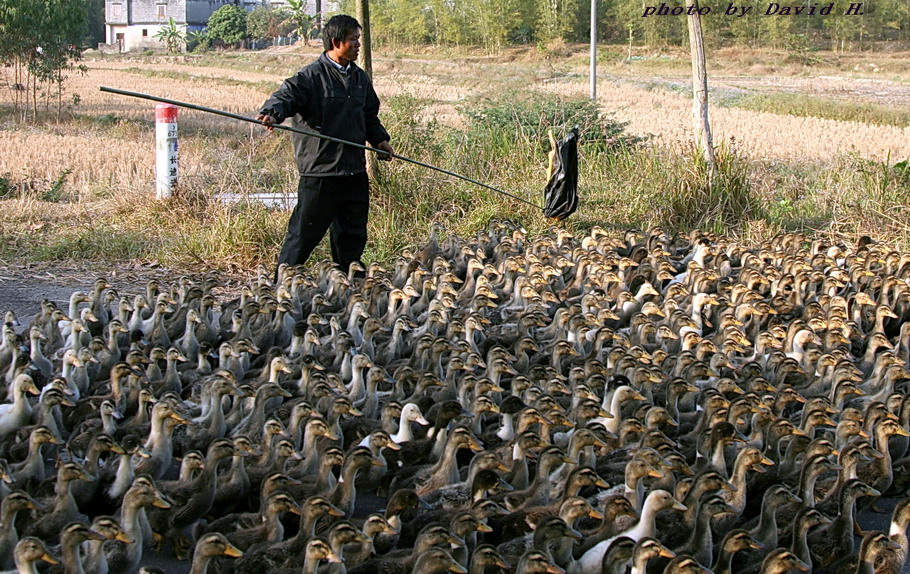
375, 140, 395, 161
257, 114, 276, 132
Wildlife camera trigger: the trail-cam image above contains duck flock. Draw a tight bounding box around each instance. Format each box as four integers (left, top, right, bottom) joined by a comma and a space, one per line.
2, 222, 910, 574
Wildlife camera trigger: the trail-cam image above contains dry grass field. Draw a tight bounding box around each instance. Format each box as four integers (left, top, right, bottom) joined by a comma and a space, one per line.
4, 44, 910, 194
1, 42, 909, 272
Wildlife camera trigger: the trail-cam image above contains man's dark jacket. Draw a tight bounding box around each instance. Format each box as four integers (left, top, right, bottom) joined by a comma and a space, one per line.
259, 53, 390, 177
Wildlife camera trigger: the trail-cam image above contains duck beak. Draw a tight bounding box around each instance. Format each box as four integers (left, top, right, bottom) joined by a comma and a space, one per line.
170, 413, 191, 425
88, 529, 107, 542
115, 532, 135, 544
588, 509, 605, 520
448, 533, 467, 547
110, 444, 126, 455
672, 501, 687, 511
495, 559, 511, 569
545, 565, 566, 574
416, 416, 430, 426
41, 554, 59, 565
328, 506, 346, 517
476, 523, 494, 533
385, 441, 401, 451
647, 469, 666, 479
750, 539, 765, 550
594, 478, 609, 488
659, 547, 676, 558
448, 564, 468, 574
497, 479, 515, 492
222, 544, 244, 558
153, 496, 172, 509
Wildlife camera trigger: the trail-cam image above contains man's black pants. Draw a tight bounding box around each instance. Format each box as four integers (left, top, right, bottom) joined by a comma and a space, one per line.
277, 172, 369, 273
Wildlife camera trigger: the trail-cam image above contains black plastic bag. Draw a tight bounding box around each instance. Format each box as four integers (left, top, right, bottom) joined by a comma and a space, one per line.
543, 127, 579, 221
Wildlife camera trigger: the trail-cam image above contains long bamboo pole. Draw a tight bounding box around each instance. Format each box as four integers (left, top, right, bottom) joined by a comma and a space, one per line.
99, 86, 543, 210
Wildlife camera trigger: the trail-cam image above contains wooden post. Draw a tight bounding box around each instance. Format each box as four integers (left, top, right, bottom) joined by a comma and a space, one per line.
356, 0, 378, 178
589, 0, 597, 100
686, 0, 716, 176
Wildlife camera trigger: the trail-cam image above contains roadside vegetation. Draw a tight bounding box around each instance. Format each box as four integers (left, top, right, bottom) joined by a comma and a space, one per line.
1, 45, 909, 272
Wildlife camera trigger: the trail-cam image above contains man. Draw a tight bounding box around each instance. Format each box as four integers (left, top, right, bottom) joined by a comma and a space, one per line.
257, 14, 394, 279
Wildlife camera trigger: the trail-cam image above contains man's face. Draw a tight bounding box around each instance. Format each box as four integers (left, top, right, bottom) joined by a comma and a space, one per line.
332, 29, 361, 65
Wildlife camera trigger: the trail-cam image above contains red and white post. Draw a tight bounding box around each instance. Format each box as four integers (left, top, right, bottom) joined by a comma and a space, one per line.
155, 103, 178, 199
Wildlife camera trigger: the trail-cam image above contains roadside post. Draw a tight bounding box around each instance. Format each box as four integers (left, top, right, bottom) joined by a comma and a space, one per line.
155, 103, 178, 199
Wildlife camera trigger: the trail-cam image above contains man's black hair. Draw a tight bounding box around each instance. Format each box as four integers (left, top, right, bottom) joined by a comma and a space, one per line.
323, 14, 361, 51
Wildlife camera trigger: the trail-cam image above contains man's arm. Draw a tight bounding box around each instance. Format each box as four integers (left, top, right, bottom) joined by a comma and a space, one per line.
258, 74, 309, 130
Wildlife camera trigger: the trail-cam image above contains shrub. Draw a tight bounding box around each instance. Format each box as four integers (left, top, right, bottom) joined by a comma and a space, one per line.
656, 141, 761, 234
462, 91, 643, 152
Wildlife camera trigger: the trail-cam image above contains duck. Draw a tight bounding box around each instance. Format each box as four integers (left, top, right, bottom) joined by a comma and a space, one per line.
24, 461, 94, 544
807, 479, 880, 568
574, 490, 686, 573
0, 492, 42, 570
712, 529, 763, 574
825, 530, 900, 574
0, 374, 40, 440
53, 521, 106, 574
4, 537, 59, 574
222, 492, 301, 551
188, 533, 243, 574
81, 516, 133, 574
671, 494, 734, 568
497, 516, 582, 569
146, 438, 236, 559
757, 548, 811, 574
348, 522, 465, 574
104, 476, 171, 574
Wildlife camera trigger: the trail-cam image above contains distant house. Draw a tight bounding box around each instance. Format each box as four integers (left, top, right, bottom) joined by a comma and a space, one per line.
103, 0, 308, 52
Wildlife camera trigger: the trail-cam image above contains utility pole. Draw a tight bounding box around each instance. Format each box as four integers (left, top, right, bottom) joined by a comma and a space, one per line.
590, 0, 597, 99
686, 0, 715, 175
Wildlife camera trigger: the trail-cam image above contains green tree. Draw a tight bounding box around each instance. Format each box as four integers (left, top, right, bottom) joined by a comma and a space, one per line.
464, 0, 520, 52
154, 17, 186, 53
206, 4, 248, 46
248, 5, 294, 43
370, 0, 430, 46
0, 0, 88, 119
187, 28, 210, 52
285, 0, 316, 44
535, 0, 579, 43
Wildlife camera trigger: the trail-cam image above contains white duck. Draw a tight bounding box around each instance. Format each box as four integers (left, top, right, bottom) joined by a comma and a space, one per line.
389, 403, 430, 444
0, 374, 40, 440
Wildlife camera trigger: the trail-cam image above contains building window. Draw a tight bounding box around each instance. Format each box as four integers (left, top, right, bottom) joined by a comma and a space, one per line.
157, 5, 165, 18
142, 28, 148, 36
112, 3, 121, 16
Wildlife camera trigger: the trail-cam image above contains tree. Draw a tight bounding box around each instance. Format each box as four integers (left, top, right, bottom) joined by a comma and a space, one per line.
285, 0, 316, 44
0, 0, 88, 119
154, 17, 186, 53
206, 4, 248, 46
536, 0, 579, 43
248, 6, 293, 43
